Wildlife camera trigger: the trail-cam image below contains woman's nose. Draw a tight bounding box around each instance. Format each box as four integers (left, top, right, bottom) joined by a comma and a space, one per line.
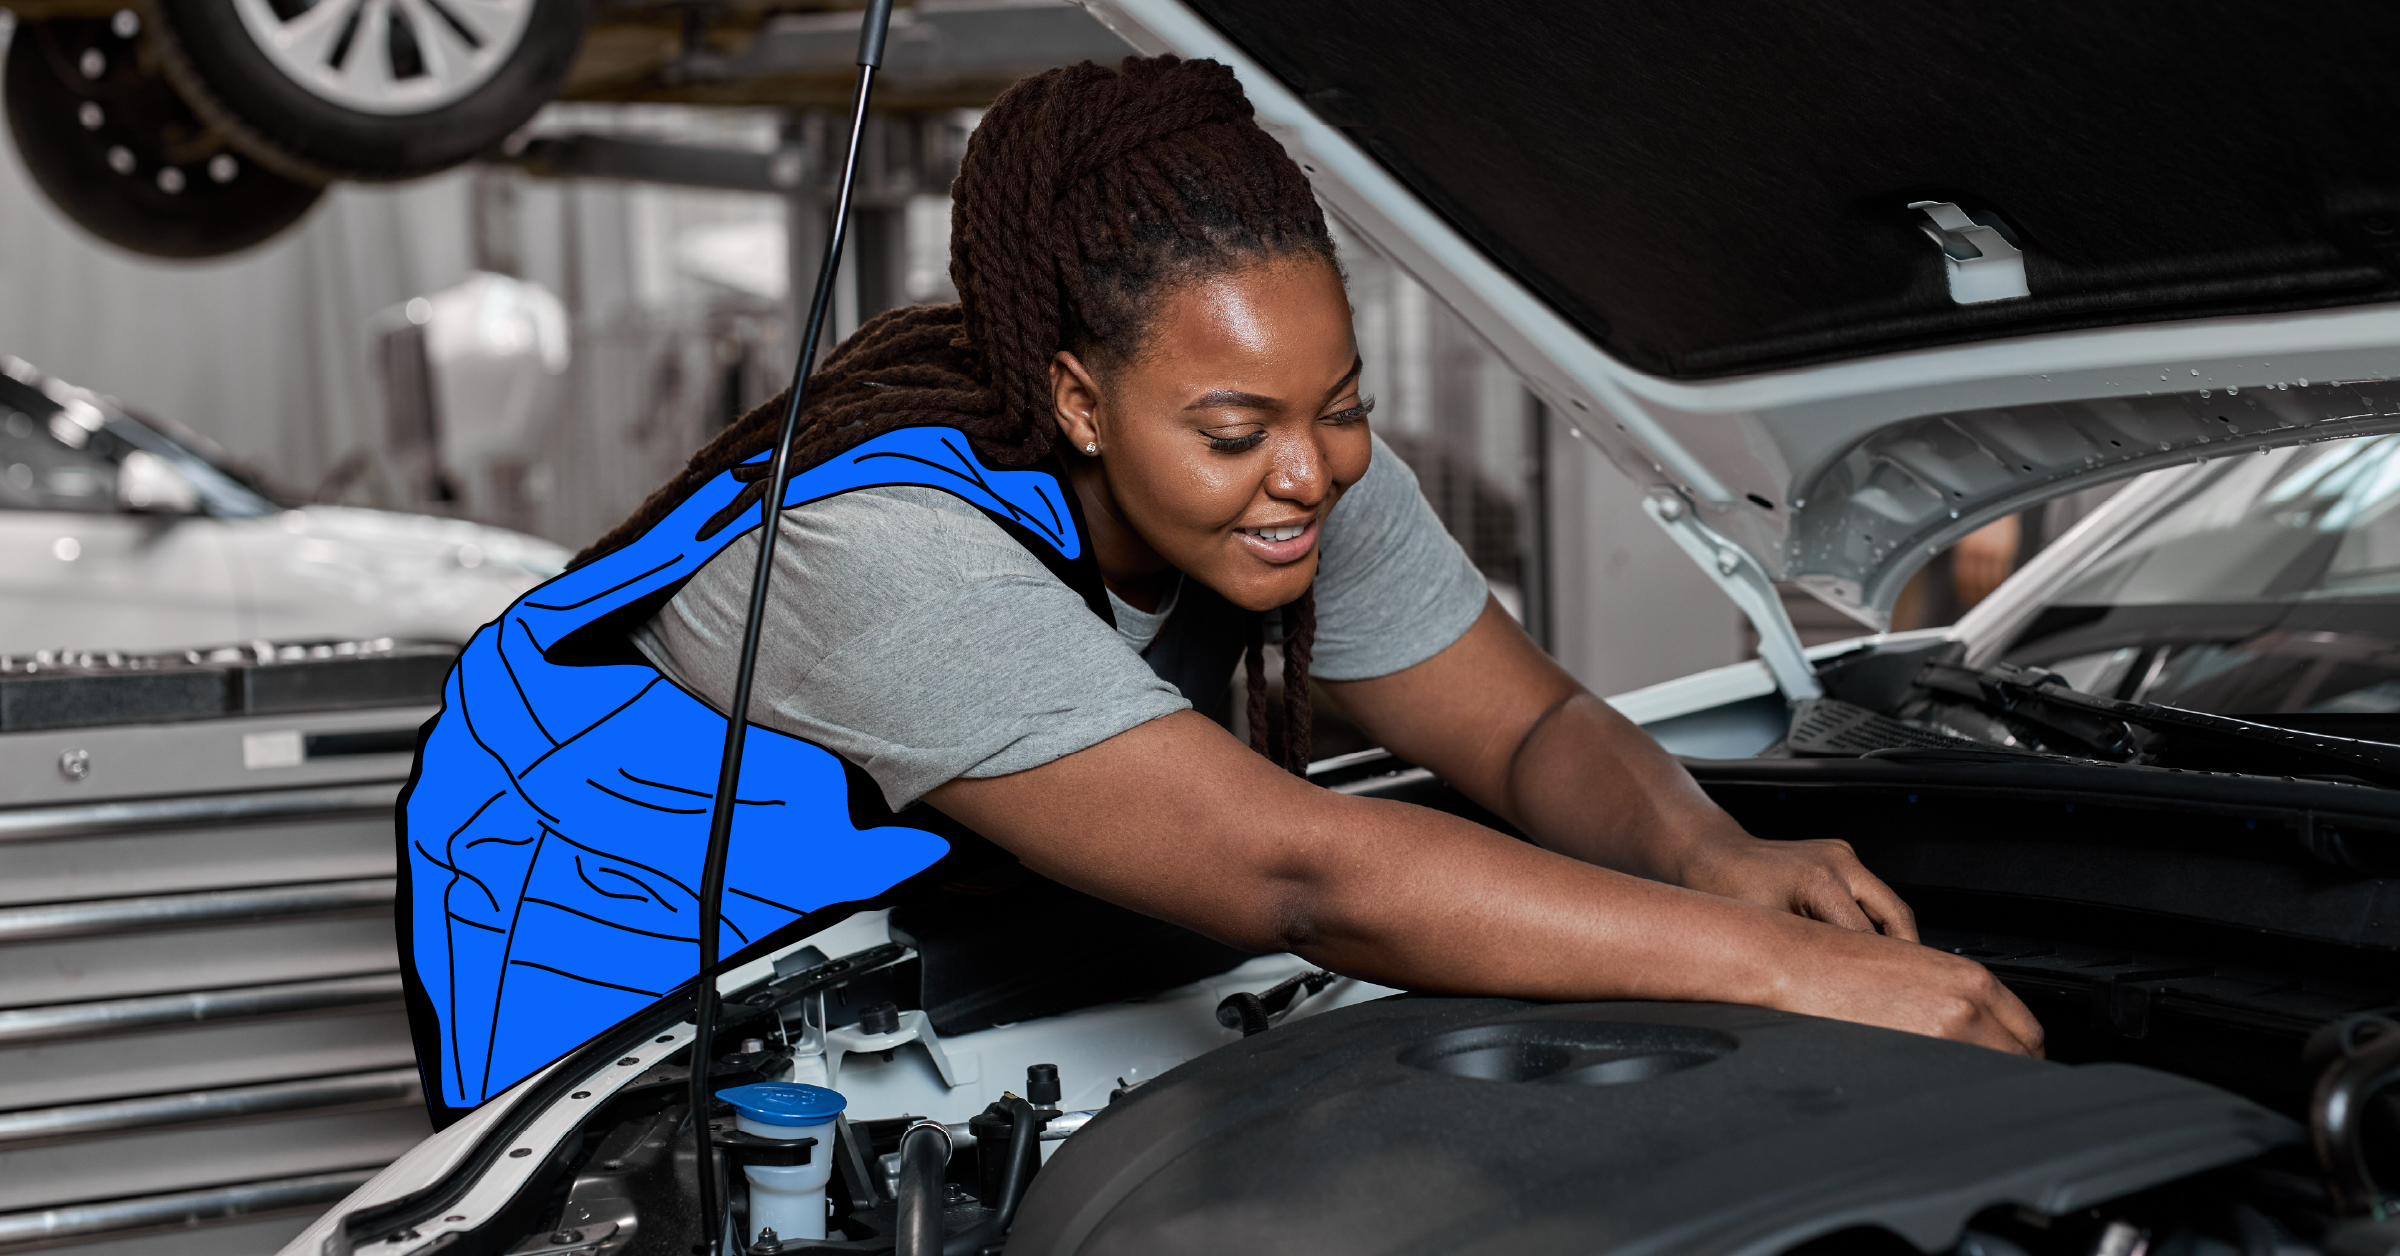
1265, 428, 1327, 505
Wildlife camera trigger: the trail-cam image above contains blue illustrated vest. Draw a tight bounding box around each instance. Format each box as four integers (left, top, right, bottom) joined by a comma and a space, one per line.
397, 427, 1105, 1123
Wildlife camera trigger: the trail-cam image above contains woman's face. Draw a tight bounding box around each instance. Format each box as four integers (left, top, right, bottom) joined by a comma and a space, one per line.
1050, 256, 1372, 614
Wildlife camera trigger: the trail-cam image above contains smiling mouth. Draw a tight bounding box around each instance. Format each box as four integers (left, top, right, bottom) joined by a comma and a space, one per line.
1233, 517, 1321, 565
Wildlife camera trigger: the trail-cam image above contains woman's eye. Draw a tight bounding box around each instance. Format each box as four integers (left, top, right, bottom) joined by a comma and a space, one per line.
1206, 431, 1268, 453
1321, 397, 1376, 424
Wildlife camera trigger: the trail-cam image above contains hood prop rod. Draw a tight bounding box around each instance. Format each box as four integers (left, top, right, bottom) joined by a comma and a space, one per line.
689, 2, 893, 1250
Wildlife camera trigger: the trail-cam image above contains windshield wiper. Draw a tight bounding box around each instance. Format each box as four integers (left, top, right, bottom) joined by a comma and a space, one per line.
1914, 660, 2400, 787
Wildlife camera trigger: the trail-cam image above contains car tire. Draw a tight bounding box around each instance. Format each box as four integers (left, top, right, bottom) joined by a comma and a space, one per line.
147, 0, 591, 182
4, 17, 325, 259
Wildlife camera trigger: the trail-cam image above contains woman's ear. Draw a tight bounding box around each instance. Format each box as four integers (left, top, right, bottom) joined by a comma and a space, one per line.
1050, 350, 1105, 454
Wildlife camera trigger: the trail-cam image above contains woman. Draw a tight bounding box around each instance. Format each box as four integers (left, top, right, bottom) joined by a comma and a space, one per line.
403, 56, 2036, 1118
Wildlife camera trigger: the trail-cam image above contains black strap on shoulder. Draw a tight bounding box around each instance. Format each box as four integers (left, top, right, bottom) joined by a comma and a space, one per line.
1010, 451, 1115, 627
1140, 579, 1257, 727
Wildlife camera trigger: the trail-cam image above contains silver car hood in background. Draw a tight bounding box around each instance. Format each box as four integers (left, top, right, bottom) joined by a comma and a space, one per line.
1079, 0, 2400, 699
0, 356, 567, 654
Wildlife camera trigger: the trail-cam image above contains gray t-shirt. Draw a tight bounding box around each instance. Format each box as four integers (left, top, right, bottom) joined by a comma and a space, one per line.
633, 433, 1486, 809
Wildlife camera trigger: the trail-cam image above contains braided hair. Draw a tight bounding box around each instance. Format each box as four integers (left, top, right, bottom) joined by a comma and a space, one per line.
575, 55, 1338, 774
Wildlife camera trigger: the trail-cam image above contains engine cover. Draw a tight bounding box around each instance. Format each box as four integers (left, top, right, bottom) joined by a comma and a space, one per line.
1008, 998, 2298, 1256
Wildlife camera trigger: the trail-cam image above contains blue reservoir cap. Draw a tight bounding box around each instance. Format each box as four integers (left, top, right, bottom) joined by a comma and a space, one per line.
718, 1082, 847, 1127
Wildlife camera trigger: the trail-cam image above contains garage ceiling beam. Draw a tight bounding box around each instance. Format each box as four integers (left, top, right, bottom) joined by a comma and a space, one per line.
504, 133, 805, 194
560, 0, 1133, 107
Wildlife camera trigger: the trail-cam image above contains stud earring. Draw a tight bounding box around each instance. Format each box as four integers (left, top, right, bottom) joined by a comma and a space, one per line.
1084, 442, 1098, 455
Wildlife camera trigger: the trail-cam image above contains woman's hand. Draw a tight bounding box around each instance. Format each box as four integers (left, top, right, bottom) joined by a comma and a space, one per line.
1667, 828, 1919, 939
1660, 829, 2041, 1054
1768, 923, 2044, 1056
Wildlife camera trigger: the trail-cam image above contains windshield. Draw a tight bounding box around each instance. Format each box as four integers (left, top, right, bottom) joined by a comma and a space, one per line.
0, 371, 275, 518
2002, 434, 2400, 718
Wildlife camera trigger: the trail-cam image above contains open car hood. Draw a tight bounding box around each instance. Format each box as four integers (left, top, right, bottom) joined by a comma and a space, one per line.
1077, 0, 2400, 699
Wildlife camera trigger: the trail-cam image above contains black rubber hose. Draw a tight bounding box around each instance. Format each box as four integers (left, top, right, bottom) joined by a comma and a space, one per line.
1215, 970, 1336, 1037
2312, 1021, 2400, 1214
943, 1099, 1047, 1256
895, 1120, 952, 1256
992, 1098, 1044, 1233
1219, 991, 1272, 1037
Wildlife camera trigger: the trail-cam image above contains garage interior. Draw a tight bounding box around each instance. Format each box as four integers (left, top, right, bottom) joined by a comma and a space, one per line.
0, 3, 2120, 1253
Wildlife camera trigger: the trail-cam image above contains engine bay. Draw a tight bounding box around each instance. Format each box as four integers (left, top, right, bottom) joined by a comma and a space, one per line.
1008, 998, 2310, 1256
328, 900, 2400, 1256
323, 637, 2400, 1256
352, 893, 2398, 1256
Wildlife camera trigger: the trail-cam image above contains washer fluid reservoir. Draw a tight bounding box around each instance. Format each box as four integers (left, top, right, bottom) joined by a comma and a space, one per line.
718, 1081, 846, 1245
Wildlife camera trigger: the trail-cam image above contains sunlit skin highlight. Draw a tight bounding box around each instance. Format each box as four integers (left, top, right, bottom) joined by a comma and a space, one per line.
1047, 257, 1372, 614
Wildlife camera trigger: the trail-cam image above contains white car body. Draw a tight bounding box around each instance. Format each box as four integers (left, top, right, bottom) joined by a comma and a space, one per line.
0, 357, 566, 655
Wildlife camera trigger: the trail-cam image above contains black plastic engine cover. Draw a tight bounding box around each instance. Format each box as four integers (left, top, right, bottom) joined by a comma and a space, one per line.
1007, 998, 2297, 1256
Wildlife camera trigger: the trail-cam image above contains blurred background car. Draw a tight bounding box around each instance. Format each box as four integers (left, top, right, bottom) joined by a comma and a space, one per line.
0, 355, 564, 653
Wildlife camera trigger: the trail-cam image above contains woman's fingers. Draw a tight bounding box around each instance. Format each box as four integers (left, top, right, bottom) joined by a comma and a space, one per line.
1777, 930, 2047, 1057
1798, 879, 1877, 933
1793, 855, 2022, 1048
1848, 870, 1920, 942
1681, 834, 1921, 941
1940, 973, 2046, 1057
1986, 969, 2048, 1057
1793, 840, 1920, 942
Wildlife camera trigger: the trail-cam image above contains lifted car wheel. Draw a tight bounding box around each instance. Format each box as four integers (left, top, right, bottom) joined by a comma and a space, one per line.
148, 0, 590, 181
4, 16, 324, 259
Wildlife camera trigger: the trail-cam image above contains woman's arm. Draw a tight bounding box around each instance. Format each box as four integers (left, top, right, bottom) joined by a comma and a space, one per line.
1320, 597, 1918, 937
928, 709, 2040, 1054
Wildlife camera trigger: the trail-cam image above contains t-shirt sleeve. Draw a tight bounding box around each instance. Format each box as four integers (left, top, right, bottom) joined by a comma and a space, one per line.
634, 486, 1189, 811
1308, 433, 1491, 682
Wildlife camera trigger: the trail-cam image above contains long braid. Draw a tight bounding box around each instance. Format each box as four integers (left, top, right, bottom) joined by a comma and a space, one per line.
1239, 588, 1318, 776
576, 55, 1334, 775
1279, 589, 1316, 775
1244, 615, 1271, 761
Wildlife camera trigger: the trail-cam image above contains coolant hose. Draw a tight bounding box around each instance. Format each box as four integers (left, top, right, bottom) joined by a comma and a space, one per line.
895, 1120, 952, 1256
2312, 1019, 2400, 1214
941, 1098, 1046, 1256
991, 1097, 1044, 1233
